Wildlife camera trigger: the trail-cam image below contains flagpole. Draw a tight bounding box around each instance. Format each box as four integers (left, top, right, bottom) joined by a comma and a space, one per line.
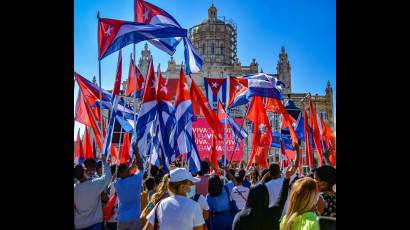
97, 12, 104, 159
300, 93, 311, 174
279, 123, 283, 170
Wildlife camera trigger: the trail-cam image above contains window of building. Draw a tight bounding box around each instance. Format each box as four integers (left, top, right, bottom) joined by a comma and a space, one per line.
211, 43, 215, 55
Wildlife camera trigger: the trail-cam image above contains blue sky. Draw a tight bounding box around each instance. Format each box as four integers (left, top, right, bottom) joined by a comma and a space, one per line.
74, 0, 336, 138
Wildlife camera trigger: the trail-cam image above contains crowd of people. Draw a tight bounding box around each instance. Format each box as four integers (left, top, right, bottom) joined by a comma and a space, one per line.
74, 144, 336, 230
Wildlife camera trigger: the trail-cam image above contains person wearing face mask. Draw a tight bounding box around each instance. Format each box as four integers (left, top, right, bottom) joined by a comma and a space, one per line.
314, 165, 336, 218
143, 168, 205, 230
188, 180, 210, 222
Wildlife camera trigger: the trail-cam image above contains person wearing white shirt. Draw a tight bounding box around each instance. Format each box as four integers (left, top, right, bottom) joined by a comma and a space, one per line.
188, 184, 210, 221
231, 174, 249, 210
264, 163, 284, 208
74, 155, 111, 230
144, 168, 205, 230
265, 142, 302, 209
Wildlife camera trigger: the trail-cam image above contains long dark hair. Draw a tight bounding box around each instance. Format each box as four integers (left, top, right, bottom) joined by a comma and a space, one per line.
315, 166, 336, 191
245, 184, 270, 210
208, 175, 223, 196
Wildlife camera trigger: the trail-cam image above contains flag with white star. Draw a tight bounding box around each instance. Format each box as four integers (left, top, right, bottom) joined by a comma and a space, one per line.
204, 77, 227, 109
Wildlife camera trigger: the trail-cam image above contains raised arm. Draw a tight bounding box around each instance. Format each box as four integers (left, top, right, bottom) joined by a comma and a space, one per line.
132, 143, 144, 171
94, 154, 112, 193
222, 166, 236, 184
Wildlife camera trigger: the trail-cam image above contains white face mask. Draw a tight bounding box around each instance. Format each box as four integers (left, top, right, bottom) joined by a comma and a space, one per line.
187, 185, 196, 198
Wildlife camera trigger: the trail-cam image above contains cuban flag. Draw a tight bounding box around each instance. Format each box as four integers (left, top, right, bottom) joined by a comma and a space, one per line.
183, 37, 204, 74
98, 17, 187, 60
217, 100, 247, 141
134, 0, 203, 74
186, 131, 201, 173
169, 68, 201, 172
153, 65, 175, 171
204, 77, 227, 109
135, 0, 182, 55
114, 99, 135, 133
147, 116, 161, 168
285, 112, 316, 149
229, 73, 285, 108
97, 96, 136, 133
125, 55, 145, 98
170, 68, 193, 157
134, 60, 158, 159
102, 96, 120, 159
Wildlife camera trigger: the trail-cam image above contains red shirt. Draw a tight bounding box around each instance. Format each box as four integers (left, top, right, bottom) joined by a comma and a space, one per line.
195, 175, 210, 196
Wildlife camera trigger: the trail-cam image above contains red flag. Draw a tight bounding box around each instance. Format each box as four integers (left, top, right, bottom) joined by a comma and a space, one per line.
246, 97, 272, 169
282, 111, 298, 145
265, 98, 285, 114
309, 97, 323, 167
110, 145, 119, 165
83, 128, 93, 159
74, 129, 84, 161
320, 115, 336, 166
75, 90, 92, 127
210, 131, 220, 174
77, 90, 103, 152
265, 98, 298, 145
126, 56, 144, 97
120, 133, 131, 164
112, 50, 122, 96
190, 77, 224, 139
103, 194, 117, 221
303, 106, 314, 169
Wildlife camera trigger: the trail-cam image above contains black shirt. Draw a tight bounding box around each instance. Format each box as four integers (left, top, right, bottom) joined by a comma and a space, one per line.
232, 178, 290, 230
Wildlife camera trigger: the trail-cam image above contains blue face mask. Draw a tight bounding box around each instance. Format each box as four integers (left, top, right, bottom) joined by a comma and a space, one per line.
187, 185, 196, 198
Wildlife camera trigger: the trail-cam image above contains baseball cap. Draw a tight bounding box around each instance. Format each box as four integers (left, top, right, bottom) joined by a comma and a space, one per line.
170, 168, 200, 183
